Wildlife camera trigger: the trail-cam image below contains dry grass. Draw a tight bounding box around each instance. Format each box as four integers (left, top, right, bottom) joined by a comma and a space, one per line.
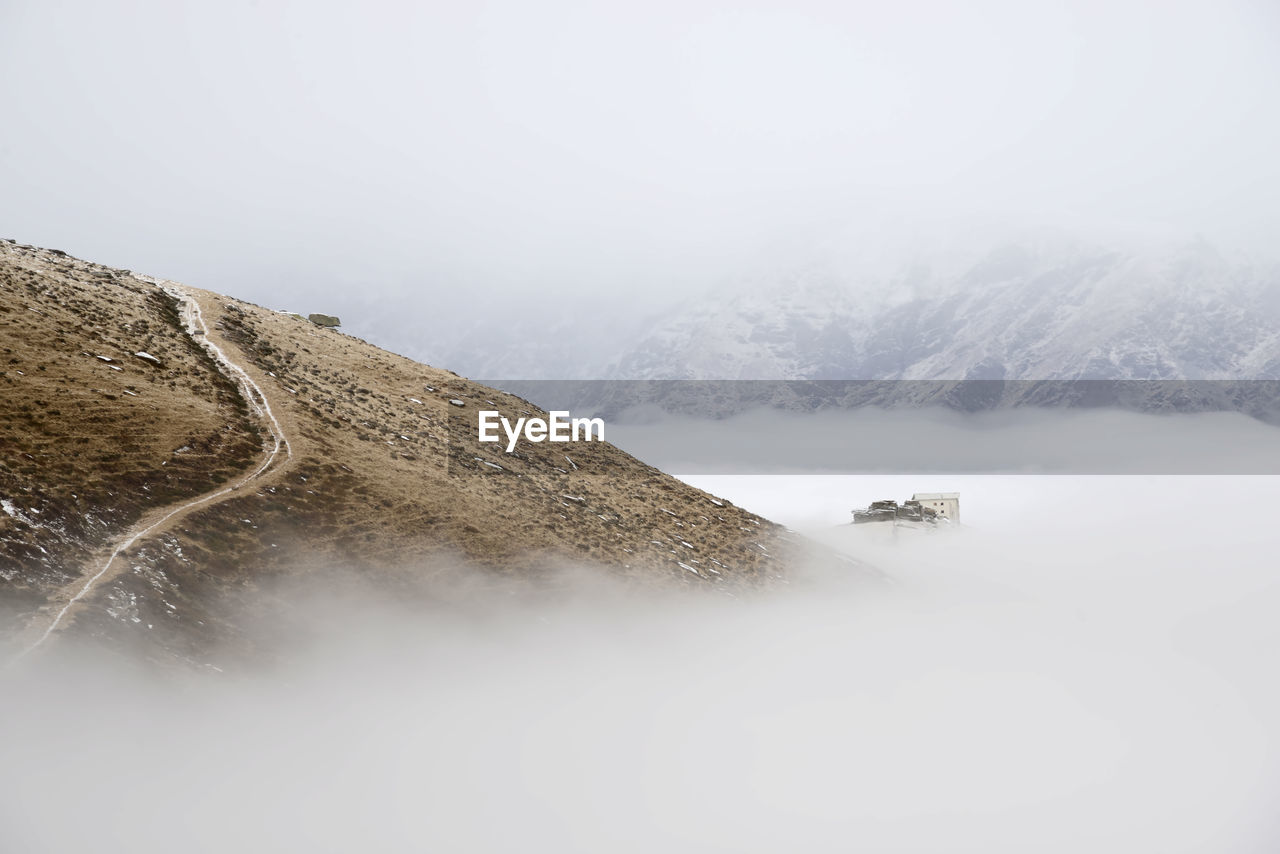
0, 240, 260, 632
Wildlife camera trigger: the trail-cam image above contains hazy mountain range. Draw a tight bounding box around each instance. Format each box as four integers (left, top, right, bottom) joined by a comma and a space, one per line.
406, 233, 1280, 383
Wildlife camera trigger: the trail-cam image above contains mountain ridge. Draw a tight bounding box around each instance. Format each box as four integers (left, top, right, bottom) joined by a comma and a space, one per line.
407, 235, 1280, 384
1, 239, 832, 667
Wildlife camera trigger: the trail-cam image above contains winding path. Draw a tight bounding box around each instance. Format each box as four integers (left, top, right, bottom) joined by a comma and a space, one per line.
13, 282, 291, 659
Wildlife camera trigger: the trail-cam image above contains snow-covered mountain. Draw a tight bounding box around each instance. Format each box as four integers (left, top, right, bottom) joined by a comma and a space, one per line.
410, 232, 1280, 386
606, 236, 1280, 382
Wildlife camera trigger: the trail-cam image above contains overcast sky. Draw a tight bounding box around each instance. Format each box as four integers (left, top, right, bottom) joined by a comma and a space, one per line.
2, 0, 1278, 315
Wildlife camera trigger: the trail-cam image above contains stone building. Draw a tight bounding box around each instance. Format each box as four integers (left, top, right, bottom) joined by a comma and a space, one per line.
851, 492, 960, 525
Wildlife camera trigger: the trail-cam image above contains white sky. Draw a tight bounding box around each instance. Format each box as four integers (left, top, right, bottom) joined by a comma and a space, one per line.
2, 0, 1278, 312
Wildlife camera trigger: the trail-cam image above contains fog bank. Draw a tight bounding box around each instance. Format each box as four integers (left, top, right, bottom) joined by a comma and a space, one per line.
3, 476, 1278, 851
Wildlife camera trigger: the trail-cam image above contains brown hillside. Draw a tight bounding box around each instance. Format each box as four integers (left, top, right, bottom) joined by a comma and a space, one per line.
1, 239, 830, 666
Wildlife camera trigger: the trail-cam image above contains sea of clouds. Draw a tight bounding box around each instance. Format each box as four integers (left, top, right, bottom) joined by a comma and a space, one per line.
2, 475, 1277, 852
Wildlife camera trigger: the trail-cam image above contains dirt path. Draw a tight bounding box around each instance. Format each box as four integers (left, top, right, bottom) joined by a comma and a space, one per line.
13, 282, 291, 658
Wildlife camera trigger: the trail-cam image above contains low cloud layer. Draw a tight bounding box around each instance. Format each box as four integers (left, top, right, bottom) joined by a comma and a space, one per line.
3, 476, 1277, 852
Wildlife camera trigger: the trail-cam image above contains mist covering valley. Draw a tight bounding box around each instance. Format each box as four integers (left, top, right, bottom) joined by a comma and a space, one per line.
4, 475, 1277, 852
5, 244, 1278, 851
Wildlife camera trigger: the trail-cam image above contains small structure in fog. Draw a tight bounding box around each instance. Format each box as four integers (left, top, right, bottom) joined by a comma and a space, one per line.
912, 492, 960, 523
852, 492, 959, 526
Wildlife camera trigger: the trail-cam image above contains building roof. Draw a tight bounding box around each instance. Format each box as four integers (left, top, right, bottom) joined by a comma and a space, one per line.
912, 492, 960, 500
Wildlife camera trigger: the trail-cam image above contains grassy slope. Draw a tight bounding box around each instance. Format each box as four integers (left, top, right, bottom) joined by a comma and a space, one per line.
2, 240, 811, 664
0, 240, 261, 636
